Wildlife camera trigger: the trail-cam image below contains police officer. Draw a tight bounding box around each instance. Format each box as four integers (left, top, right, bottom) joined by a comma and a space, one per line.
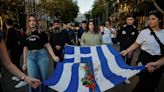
118, 14, 138, 65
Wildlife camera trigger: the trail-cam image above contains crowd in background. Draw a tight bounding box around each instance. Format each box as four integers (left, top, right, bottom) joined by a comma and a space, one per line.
0, 10, 163, 92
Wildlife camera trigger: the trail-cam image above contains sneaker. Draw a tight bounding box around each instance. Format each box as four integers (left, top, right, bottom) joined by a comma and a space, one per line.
138, 62, 142, 66
11, 76, 20, 81
15, 81, 28, 88
124, 79, 131, 84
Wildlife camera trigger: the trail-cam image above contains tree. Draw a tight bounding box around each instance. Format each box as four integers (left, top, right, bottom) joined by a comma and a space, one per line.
152, 0, 164, 14
39, 0, 79, 23
0, 0, 24, 17
0, 0, 26, 28
91, 0, 116, 24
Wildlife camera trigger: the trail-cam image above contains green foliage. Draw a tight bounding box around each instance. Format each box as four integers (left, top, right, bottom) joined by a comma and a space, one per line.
92, 0, 105, 17
91, 0, 116, 23
39, 0, 79, 23
0, 0, 24, 19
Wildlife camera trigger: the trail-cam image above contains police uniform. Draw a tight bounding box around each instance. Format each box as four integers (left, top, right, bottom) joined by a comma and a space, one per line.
118, 24, 138, 51
118, 25, 138, 65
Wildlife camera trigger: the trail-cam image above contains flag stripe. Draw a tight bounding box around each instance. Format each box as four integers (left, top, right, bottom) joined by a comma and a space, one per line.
64, 46, 91, 60
77, 63, 90, 92
73, 46, 81, 63
63, 58, 74, 63
96, 46, 126, 86
65, 46, 91, 60
64, 45, 74, 54
49, 63, 73, 91
85, 59, 101, 92
106, 45, 145, 70
90, 46, 115, 91
44, 45, 145, 92
81, 56, 101, 92
65, 54, 92, 59
64, 64, 79, 92
101, 45, 141, 79
80, 46, 91, 54
43, 63, 63, 86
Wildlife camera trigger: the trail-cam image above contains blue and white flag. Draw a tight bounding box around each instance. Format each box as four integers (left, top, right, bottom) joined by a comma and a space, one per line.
44, 45, 145, 92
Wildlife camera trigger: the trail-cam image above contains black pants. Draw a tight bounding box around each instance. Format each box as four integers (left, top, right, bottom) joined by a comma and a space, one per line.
0, 83, 2, 92
10, 50, 22, 70
53, 49, 64, 68
122, 54, 133, 65
112, 38, 117, 44
120, 47, 134, 65
133, 50, 163, 92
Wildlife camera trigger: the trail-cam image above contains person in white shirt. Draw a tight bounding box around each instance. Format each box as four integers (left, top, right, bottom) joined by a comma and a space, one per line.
120, 10, 164, 92
102, 20, 115, 45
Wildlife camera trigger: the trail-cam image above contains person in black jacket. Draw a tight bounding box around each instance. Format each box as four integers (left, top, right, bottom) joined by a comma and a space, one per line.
49, 20, 69, 61
117, 14, 138, 65
4, 19, 23, 80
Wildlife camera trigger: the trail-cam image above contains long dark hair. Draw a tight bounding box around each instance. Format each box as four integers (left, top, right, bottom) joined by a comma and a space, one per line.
86, 20, 99, 33
148, 10, 163, 29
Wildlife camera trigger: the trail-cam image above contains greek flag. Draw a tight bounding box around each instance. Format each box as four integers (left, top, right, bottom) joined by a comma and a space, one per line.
43, 45, 145, 92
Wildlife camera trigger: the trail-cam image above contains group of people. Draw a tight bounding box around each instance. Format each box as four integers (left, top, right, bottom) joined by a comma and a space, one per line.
120, 10, 164, 92
0, 10, 163, 92
0, 15, 60, 92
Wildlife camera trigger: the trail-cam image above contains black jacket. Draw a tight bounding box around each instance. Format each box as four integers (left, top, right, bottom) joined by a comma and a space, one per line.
117, 25, 138, 50
4, 28, 21, 51
49, 30, 69, 59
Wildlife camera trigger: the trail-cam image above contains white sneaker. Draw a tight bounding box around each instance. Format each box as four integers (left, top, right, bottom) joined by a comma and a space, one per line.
15, 81, 28, 88
11, 76, 20, 81
138, 62, 142, 66
124, 79, 131, 84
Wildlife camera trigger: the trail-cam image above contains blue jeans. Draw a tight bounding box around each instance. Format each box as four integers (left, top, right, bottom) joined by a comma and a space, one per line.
27, 48, 50, 92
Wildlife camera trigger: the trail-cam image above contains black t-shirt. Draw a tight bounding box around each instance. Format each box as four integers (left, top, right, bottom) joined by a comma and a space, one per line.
24, 31, 48, 50
49, 30, 69, 60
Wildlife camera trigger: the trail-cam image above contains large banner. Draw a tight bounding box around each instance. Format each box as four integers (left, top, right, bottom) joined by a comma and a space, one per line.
44, 45, 145, 92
